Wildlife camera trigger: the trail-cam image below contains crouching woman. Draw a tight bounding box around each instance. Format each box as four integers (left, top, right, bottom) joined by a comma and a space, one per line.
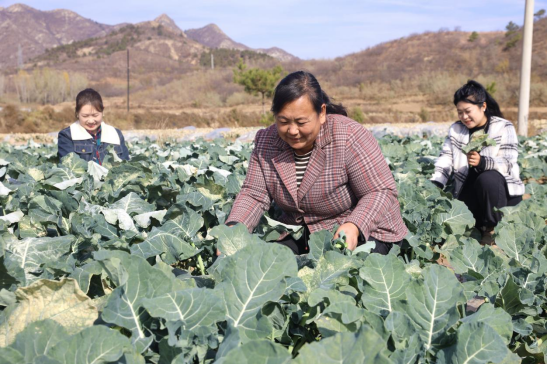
431, 80, 524, 244
58, 88, 129, 164
225, 71, 407, 255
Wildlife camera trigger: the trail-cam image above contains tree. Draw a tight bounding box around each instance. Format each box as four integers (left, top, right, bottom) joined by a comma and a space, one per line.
233, 60, 284, 114
468, 31, 479, 42
505, 21, 519, 36
535, 9, 545, 21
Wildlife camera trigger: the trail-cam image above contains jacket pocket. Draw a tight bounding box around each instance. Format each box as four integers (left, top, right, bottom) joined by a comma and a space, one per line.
73, 142, 93, 161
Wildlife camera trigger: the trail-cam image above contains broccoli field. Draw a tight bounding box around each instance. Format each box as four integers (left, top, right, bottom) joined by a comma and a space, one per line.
0, 131, 546, 364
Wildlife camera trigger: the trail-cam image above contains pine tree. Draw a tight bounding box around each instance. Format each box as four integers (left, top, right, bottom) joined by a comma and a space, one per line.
233, 60, 284, 114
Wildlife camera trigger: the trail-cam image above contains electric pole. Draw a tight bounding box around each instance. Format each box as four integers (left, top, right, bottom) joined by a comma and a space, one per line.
17, 44, 23, 69
211, 53, 214, 70
127, 48, 130, 112
518, 0, 535, 136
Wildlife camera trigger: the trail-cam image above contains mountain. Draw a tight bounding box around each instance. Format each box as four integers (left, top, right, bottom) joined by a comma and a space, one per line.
0, 3, 122, 68
186, 23, 248, 50
29, 16, 206, 80
318, 17, 547, 87
186, 23, 299, 62
151, 13, 184, 35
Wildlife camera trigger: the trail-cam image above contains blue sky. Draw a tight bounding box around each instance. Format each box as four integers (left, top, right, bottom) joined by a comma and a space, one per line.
1, 0, 546, 59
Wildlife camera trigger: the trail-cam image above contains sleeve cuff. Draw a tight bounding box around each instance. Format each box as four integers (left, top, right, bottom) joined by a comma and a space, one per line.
474, 156, 486, 172
431, 180, 444, 189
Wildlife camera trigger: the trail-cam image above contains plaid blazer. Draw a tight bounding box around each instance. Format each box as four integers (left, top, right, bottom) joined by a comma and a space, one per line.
226, 114, 408, 243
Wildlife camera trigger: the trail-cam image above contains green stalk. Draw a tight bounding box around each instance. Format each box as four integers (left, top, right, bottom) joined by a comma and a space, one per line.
190, 242, 206, 276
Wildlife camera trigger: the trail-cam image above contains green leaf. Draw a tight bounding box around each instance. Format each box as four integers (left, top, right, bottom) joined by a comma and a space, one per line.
435, 200, 475, 235
4, 235, 75, 286
495, 275, 525, 315
0, 182, 12, 197
294, 325, 391, 364
47, 325, 132, 364
495, 225, 535, 263
210, 223, 262, 256
298, 252, 358, 293
28, 195, 63, 225
404, 265, 464, 351
99, 252, 175, 350
384, 311, 415, 344
108, 192, 155, 215
133, 210, 167, 228
142, 288, 225, 331
460, 303, 513, 344
130, 229, 199, 264
219, 340, 291, 364
0, 210, 24, 225
0, 347, 24, 363
0, 278, 98, 347
160, 209, 204, 238
218, 242, 297, 331
437, 322, 508, 364
462, 132, 497, 154
8, 319, 68, 363
359, 253, 411, 316
306, 230, 333, 263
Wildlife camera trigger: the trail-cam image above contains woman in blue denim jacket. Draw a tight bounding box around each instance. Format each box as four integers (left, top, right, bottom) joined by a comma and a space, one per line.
58, 88, 130, 164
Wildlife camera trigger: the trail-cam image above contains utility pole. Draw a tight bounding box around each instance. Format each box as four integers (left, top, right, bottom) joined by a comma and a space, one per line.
127, 48, 130, 112
17, 44, 23, 69
211, 53, 214, 70
518, 0, 535, 136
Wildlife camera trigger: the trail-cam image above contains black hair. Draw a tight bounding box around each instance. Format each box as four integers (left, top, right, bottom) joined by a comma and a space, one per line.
453, 80, 503, 119
75, 88, 104, 119
271, 71, 347, 117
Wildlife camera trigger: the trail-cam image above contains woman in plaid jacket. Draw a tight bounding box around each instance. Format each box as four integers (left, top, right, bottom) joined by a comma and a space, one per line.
431, 80, 524, 245
226, 71, 407, 255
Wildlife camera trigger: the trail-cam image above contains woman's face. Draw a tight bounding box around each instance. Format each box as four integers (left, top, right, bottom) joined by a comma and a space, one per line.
78, 104, 103, 134
275, 96, 326, 155
456, 100, 487, 129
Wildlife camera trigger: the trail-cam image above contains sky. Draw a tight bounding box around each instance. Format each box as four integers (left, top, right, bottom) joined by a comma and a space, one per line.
1, 0, 546, 59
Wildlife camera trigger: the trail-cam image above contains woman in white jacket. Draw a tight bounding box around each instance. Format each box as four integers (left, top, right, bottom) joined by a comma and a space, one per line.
431, 80, 524, 245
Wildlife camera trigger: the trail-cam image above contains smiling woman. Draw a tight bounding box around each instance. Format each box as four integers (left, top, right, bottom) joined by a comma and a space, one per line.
226, 71, 407, 255
57, 88, 130, 165
431, 80, 524, 245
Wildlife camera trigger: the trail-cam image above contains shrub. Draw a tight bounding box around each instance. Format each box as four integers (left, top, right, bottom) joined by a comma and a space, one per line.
350, 107, 365, 123
468, 32, 479, 42
259, 112, 274, 127
418, 107, 430, 122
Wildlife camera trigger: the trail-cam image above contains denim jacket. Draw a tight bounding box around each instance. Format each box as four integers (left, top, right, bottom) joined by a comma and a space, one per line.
57, 122, 130, 164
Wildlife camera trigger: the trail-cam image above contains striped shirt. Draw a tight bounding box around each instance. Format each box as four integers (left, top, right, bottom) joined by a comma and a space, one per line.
294, 150, 313, 188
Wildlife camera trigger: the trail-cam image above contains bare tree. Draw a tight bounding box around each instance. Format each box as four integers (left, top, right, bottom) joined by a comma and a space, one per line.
14, 68, 88, 104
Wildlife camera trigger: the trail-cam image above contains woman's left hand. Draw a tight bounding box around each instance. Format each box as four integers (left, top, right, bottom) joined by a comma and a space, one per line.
334, 222, 360, 251
467, 151, 481, 167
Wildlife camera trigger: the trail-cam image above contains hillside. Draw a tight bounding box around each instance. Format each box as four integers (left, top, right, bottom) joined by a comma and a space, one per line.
320, 17, 547, 86
28, 16, 206, 80
0, 3, 121, 68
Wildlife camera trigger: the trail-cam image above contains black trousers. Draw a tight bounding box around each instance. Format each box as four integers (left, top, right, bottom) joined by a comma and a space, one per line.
277, 225, 400, 255
458, 170, 522, 228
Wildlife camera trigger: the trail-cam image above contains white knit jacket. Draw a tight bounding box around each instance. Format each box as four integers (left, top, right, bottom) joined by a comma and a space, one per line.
431, 116, 525, 198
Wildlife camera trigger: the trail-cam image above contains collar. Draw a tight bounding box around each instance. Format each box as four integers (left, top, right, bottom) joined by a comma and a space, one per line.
274, 114, 333, 151
70, 121, 121, 145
